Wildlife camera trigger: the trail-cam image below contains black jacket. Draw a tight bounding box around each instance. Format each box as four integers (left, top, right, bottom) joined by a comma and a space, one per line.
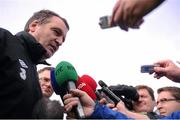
0, 28, 46, 118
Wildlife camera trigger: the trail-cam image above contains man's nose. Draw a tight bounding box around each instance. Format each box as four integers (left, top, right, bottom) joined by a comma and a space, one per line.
55, 37, 64, 46
156, 102, 162, 109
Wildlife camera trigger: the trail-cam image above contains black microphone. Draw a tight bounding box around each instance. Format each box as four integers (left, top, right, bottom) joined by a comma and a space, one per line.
109, 84, 139, 102
95, 89, 102, 100
98, 80, 121, 105
95, 89, 114, 104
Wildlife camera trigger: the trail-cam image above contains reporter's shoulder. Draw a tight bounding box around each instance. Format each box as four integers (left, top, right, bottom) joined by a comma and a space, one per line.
0, 27, 14, 36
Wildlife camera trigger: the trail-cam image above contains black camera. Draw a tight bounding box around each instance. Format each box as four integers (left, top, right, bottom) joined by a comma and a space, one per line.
109, 84, 139, 110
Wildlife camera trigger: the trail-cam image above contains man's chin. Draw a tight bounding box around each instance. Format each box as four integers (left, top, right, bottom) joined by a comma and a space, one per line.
45, 52, 53, 58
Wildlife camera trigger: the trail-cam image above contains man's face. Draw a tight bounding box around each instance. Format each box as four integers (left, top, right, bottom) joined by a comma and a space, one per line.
157, 91, 180, 116
29, 16, 68, 59
39, 70, 53, 97
133, 89, 155, 112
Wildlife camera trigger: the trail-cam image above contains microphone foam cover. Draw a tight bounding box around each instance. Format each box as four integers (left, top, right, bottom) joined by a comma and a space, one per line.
76, 77, 97, 100
51, 68, 67, 97
50, 68, 61, 95
80, 74, 97, 91
55, 61, 78, 86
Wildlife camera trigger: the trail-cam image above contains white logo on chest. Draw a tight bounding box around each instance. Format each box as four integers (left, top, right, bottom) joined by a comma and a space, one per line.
19, 59, 28, 80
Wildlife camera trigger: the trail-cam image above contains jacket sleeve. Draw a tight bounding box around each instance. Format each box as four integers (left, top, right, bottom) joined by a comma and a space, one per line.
0, 28, 13, 62
160, 111, 180, 119
90, 103, 133, 119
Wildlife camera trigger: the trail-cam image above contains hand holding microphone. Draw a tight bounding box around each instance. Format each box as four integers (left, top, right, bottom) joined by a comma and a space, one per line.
50, 61, 85, 119
98, 80, 121, 104
76, 74, 97, 100
98, 80, 135, 110
63, 89, 95, 118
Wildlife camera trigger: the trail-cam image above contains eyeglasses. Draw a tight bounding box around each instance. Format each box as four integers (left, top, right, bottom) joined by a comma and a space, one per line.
39, 77, 50, 82
157, 98, 179, 105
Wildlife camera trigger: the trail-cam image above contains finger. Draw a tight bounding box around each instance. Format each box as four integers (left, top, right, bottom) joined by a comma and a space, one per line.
107, 103, 115, 109
64, 100, 79, 112
153, 66, 166, 73
127, 15, 141, 28
64, 97, 79, 105
112, 1, 128, 31
121, 3, 131, 31
99, 98, 107, 105
70, 89, 86, 98
116, 2, 129, 31
64, 104, 73, 112
111, 0, 121, 25
131, 18, 144, 29
154, 73, 164, 79
112, 107, 118, 111
63, 93, 73, 100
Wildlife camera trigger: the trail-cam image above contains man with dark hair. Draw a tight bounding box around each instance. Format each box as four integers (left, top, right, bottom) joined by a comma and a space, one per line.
113, 85, 157, 119
98, 84, 157, 119
134, 85, 155, 113
0, 9, 69, 118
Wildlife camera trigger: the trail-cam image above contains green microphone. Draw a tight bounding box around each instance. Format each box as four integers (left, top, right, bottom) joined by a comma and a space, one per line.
55, 61, 78, 86
54, 61, 85, 119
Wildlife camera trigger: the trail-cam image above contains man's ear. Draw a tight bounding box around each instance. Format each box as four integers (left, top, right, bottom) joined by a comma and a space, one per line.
29, 20, 39, 32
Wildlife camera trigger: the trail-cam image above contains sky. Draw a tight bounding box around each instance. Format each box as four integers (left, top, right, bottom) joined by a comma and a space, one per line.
0, 0, 179, 100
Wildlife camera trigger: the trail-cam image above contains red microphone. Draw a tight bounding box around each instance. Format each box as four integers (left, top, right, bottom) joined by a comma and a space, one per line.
76, 75, 97, 100
80, 75, 97, 91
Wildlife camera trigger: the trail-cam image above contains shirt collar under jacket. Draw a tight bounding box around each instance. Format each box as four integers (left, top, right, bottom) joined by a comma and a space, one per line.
15, 31, 50, 65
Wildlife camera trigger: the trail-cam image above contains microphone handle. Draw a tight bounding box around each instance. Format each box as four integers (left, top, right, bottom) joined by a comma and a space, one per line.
101, 86, 121, 105
67, 81, 85, 119
95, 90, 103, 100
101, 91, 115, 104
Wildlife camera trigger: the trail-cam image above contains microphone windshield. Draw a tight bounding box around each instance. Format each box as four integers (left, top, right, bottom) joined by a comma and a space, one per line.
55, 61, 78, 86
50, 67, 67, 97
98, 80, 108, 87
80, 75, 97, 91
50, 68, 60, 94
76, 75, 97, 100
109, 85, 139, 101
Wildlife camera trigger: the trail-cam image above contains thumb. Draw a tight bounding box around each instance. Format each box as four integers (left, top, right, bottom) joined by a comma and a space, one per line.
154, 66, 166, 73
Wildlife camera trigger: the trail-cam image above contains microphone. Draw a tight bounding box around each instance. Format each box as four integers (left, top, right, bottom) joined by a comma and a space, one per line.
98, 80, 121, 104
76, 75, 97, 100
95, 89, 114, 104
109, 85, 139, 102
51, 61, 85, 119
80, 75, 97, 91
98, 80, 134, 110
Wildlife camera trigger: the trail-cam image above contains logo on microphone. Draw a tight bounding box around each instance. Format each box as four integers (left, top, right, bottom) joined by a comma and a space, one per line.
77, 82, 86, 89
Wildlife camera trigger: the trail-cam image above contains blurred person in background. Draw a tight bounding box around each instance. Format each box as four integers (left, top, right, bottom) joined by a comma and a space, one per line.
63, 89, 180, 119
156, 86, 180, 116
114, 85, 158, 119
38, 67, 54, 98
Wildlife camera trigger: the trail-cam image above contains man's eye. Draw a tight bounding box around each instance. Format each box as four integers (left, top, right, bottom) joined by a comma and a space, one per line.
44, 78, 50, 82
53, 29, 62, 36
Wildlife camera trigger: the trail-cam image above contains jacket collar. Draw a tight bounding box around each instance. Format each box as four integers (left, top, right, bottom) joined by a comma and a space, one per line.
16, 31, 50, 65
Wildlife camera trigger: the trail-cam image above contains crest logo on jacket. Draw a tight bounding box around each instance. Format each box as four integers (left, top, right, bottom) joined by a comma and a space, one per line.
19, 59, 28, 80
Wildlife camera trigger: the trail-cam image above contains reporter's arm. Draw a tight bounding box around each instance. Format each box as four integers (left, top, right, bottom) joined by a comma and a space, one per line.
116, 101, 150, 120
